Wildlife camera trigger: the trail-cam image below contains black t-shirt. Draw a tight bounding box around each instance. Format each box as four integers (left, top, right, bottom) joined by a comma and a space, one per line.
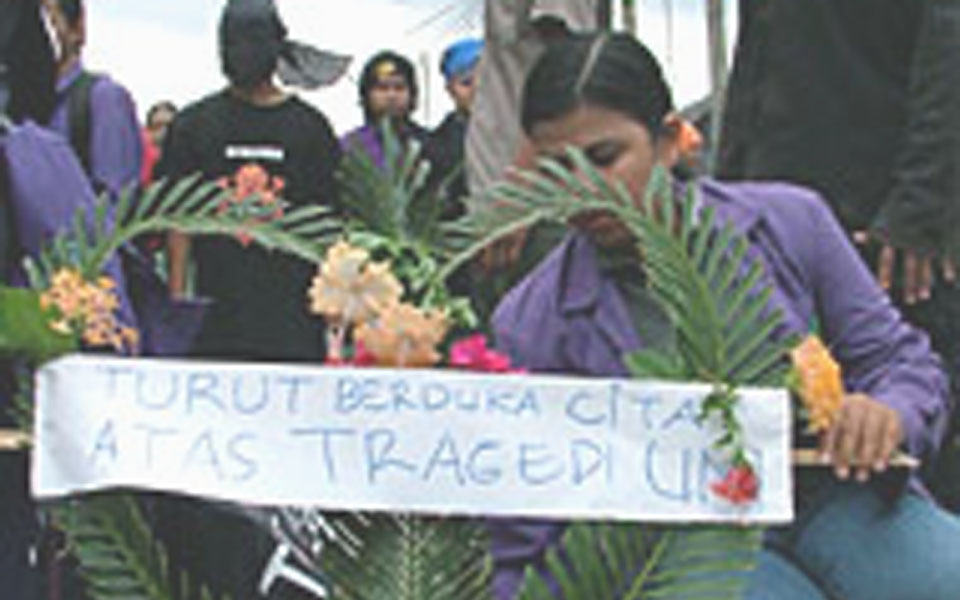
158, 90, 340, 362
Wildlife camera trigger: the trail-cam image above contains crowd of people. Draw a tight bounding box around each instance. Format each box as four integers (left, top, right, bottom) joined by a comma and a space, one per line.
3, 0, 960, 598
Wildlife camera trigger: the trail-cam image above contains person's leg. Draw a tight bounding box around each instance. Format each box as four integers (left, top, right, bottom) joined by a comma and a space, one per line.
745, 549, 829, 600
0, 453, 42, 600
779, 483, 960, 600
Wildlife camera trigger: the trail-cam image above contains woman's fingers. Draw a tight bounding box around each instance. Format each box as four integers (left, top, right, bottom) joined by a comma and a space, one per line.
823, 395, 903, 483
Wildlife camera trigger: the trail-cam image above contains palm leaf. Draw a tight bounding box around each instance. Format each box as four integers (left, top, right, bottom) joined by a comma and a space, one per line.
337, 122, 477, 326
442, 151, 797, 385
53, 494, 225, 600
519, 524, 761, 600
337, 121, 449, 247
316, 512, 491, 600
24, 176, 341, 289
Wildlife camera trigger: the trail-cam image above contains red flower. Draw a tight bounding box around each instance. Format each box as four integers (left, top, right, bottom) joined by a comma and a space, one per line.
324, 341, 376, 367
448, 334, 522, 373
352, 340, 376, 366
711, 464, 759, 506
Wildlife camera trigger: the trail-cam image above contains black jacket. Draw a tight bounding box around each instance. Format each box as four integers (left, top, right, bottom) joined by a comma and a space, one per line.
717, 0, 960, 258
424, 110, 469, 219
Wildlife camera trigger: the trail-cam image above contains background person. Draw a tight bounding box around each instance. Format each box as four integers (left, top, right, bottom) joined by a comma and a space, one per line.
423, 37, 483, 218
716, 0, 960, 506
43, 0, 142, 198
341, 50, 427, 169
157, 2, 345, 593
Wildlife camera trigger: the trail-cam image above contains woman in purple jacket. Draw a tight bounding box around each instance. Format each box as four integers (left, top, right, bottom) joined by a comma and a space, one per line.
490, 32, 960, 600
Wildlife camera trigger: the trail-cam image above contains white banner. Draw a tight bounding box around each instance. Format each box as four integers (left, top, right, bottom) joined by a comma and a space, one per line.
33, 355, 793, 523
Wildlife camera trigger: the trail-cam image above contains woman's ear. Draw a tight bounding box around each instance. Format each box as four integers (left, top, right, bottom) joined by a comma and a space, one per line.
655, 112, 684, 166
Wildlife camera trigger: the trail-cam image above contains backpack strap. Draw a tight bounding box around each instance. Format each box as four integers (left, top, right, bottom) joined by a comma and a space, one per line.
64, 70, 101, 176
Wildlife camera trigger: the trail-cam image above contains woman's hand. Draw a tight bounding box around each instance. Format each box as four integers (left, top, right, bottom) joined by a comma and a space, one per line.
821, 393, 903, 483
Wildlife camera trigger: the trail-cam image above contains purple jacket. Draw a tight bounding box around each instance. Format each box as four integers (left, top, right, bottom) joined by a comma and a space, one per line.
49, 61, 142, 198
2, 122, 204, 356
340, 121, 430, 171
490, 179, 949, 599
341, 124, 387, 169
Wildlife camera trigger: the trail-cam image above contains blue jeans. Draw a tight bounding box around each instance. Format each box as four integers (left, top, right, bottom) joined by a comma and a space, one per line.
747, 483, 960, 599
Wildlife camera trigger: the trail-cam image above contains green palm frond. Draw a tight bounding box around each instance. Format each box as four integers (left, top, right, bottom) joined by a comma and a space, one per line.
518, 523, 761, 600
25, 176, 341, 289
54, 494, 225, 600
338, 122, 445, 245
442, 151, 797, 386
318, 512, 491, 600
338, 123, 477, 327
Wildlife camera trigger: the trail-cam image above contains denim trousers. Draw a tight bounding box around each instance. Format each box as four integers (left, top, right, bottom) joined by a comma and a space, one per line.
746, 482, 960, 600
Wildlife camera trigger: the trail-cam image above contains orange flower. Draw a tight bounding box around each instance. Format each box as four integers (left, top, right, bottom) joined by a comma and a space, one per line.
355, 303, 448, 367
217, 163, 288, 244
308, 240, 403, 325
790, 335, 844, 432
39, 268, 138, 353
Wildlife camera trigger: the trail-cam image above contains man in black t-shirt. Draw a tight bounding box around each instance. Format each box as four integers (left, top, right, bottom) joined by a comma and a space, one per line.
160, 1, 343, 364
155, 1, 349, 598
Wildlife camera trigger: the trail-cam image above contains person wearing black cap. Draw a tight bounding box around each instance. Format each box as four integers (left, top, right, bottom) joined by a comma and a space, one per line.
156, 0, 347, 597
162, 0, 345, 362
342, 50, 429, 169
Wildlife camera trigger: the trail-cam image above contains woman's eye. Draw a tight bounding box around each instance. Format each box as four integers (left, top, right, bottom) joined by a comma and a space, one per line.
586, 143, 621, 168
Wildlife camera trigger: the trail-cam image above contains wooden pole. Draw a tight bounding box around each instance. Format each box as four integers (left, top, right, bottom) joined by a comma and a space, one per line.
622, 0, 637, 34
705, 0, 728, 172
597, 0, 613, 30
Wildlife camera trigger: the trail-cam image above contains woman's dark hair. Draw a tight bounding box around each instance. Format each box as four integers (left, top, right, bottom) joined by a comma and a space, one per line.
1, 0, 56, 124
56, 0, 83, 25
145, 100, 177, 126
358, 50, 419, 123
521, 32, 674, 137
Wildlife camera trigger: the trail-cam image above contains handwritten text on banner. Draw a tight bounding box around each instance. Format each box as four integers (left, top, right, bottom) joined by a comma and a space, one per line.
33, 355, 793, 523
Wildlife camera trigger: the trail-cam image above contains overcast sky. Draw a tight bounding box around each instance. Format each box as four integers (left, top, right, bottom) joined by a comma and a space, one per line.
83, 1, 735, 134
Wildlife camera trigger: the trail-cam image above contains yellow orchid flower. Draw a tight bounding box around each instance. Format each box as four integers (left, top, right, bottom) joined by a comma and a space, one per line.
355, 302, 449, 368
308, 240, 403, 325
790, 334, 844, 433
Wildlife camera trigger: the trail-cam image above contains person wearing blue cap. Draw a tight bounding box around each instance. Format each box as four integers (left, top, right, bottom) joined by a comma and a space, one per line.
424, 37, 483, 218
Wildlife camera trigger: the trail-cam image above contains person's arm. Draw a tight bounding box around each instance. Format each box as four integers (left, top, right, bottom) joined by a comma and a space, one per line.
88, 78, 143, 198
315, 113, 342, 213
803, 191, 949, 477
868, 0, 960, 299
166, 231, 190, 298
154, 114, 193, 297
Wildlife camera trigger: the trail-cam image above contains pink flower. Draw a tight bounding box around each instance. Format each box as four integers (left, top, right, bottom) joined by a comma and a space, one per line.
448, 334, 522, 373
324, 341, 376, 367
711, 464, 759, 506
352, 340, 376, 366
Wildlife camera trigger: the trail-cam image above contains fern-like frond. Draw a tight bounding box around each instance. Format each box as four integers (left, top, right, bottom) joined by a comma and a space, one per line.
25, 176, 341, 288
54, 494, 225, 600
317, 512, 491, 600
442, 151, 797, 386
518, 523, 761, 600
338, 122, 445, 245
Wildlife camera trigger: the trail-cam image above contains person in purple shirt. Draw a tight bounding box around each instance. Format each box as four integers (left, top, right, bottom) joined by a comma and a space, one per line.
44, 0, 142, 197
341, 50, 429, 169
490, 32, 960, 599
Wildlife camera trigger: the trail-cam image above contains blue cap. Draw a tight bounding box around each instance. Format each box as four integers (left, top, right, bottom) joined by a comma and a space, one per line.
440, 38, 483, 80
